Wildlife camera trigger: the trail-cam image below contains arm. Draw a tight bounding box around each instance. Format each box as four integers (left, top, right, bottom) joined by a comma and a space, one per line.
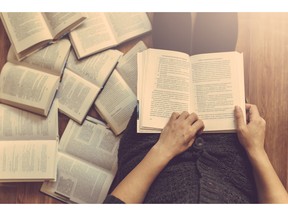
110, 111, 204, 203
234, 104, 288, 203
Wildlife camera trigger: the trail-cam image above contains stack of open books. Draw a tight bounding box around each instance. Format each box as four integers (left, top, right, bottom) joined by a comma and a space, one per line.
0, 12, 151, 203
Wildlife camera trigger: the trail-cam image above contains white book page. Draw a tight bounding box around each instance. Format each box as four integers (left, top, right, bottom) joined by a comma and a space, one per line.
0, 62, 59, 115
139, 49, 191, 130
56, 69, 100, 124
41, 153, 115, 203
0, 140, 57, 181
106, 13, 152, 43
95, 70, 137, 135
1, 13, 52, 54
59, 119, 119, 174
190, 52, 246, 132
43, 12, 85, 39
7, 39, 71, 76
0, 102, 58, 141
116, 40, 147, 95
66, 49, 122, 87
69, 12, 117, 58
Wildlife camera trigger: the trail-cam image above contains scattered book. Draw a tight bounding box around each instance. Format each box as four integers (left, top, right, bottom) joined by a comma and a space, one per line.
69, 12, 152, 59
41, 117, 119, 203
137, 49, 246, 133
0, 12, 86, 60
56, 49, 122, 124
0, 101, 59, 182
116, 40, 147, 95
0, 39, 71, 116
95, 41, 147, 135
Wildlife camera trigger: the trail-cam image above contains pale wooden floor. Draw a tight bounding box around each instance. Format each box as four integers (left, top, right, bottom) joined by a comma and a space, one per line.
0, 12, 287, 203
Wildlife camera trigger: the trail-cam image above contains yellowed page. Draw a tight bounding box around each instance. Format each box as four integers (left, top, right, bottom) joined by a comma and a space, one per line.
138, 49, 191, 130
95, 70, 137, 135
56, 69, 100, 124
7, 39, 71, 76
69, 12, 116, 59
0, 140, 57, 182
0, 62, 59, 116
190, 52, 245, 132
43, 12, 86, 39
1, 13, 52, 54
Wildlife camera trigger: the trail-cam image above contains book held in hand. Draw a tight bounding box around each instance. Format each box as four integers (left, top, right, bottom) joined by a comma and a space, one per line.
137, 49, 246, 133
0, 39, 71, 116
0, 12, 86, 60
41, 117, 119, 203
69, 12, 151, 59
0, 101, 59, 182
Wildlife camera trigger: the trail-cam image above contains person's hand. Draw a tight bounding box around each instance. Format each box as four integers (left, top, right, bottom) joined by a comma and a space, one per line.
234, 104, 266, 157
153, 111, 204, 161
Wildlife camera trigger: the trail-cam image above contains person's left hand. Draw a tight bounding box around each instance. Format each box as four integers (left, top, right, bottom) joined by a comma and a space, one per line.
154, 111, 205, 160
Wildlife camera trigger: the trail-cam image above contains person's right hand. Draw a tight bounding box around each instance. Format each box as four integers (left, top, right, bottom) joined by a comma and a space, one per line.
154, 111, 204, 161
234, 104, 266, 157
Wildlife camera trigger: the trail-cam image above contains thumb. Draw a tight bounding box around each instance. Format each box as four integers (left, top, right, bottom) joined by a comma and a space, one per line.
234, 105, 246, 130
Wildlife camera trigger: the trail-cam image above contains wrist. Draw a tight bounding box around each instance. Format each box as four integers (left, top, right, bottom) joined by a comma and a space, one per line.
246, 147, 267, 163
151, 141, 175, 164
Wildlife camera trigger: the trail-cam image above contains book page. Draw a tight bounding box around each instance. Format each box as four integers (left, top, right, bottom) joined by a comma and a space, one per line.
106, 13, 152, 44
7, 39, 71, 76
0, 62, 60, 116
56, 69, 100, 124
190, 52, 246, 132
43, 12, 86, 39
0, 140, 57, 181
59, 118, 119, 174
95, 70, 137, 135
116, 40, 147, 95
66, 49, 122, 87
0, 102, 58, 141
1, 13, 52, 54
138, 49, 192, 130
41, 153, 115, 203
69, 12, 117, 59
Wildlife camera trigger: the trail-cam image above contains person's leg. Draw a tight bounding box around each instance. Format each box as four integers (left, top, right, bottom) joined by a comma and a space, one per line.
191, 12, 238, 55
110, 107, 160, 191
152, 12, 238, 55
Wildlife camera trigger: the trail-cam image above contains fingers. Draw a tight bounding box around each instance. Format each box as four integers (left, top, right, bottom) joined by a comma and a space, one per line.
186, 113, 199, 125
178, 111, 190, 121
235, 103, 262, 129
234, 105, 246, 130
190, 119, 205, 135
247, 104, 261, 121
168, 111, 204, 135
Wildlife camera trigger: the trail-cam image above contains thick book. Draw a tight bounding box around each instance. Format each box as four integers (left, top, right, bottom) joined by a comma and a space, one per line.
137, 49, 246, 133
56, 49, 122, 124
0, 101, 58, 182
69, 12, 151, 59
95, 41, 147, 135
0, 39, 71, 116
0, 12, 86, 60
40, 117, 119, 203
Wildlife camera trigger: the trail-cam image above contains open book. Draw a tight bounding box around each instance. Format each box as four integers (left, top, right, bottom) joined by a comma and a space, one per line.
0, 101, 58, 182
137, 49, 246, 133
95, 41, 147, 135
0, 12, 86, 60
56, 49, 122, 124
0, 39, 71, 116
69, 12, 151, 59
41, 117, 119, 203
